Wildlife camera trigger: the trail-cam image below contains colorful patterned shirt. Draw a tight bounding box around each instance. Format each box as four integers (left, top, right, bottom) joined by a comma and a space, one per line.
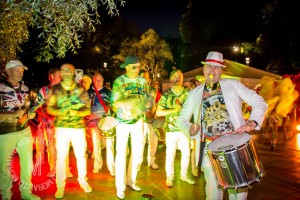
111, 74, 147, 124
34, 84, 54, 128
158, 87, 189, 132
88, 86, 111, 118
0, 80, 31, 133
47, 82, 90, 128
201, 82, 234, 139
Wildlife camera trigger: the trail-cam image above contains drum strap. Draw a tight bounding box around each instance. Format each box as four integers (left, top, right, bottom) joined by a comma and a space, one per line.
197, 139, 206, 177
93, 86, 109, 114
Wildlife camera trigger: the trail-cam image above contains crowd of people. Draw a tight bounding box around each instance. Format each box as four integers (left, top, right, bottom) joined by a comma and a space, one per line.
0, 51, 272, 200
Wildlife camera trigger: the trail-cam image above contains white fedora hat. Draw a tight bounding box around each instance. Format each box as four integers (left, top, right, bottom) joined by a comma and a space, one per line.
201, 51, 226, 68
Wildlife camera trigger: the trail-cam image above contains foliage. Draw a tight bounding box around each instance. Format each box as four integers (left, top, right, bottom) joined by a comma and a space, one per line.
179, 0, 217, 71
0, 2, 31, 69
113, 29, 174, 80
241, 0, 300, 74
0, 0, 125, 69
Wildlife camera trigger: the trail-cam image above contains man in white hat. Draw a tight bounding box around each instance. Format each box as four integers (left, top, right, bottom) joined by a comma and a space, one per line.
177, 51, 268, 200
0, 60, 40, 200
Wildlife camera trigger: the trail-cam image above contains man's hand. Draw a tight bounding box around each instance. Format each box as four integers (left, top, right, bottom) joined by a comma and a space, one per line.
189, 123, 200, 136
234, 120, 257, 134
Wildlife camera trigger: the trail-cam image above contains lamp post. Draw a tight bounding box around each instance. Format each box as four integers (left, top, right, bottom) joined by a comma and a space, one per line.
233, 46, 239, 61
245, 57, 250, 65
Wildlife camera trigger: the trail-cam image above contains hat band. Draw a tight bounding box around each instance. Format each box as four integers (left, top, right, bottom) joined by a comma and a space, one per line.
205, 59, 223, 65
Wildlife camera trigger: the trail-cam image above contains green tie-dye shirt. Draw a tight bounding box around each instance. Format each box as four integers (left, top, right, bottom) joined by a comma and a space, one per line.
158, 87, 189, 132
111, 75, 148, 124
47, 83, 90, 128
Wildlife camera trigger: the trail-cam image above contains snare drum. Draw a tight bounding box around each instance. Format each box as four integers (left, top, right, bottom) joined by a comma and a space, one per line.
98, 116, 117, 138
207, 132, 264, 189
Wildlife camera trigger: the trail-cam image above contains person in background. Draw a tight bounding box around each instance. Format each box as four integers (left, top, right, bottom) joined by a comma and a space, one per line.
111, 55, 148, 199
0, 60, 40, 200
190, 74, 205, 177
87, 72, 115, 176
34, 67, 73, 178
177, 51, 268, 200
47, 63, 92, 198
80, 75, 92, 91
186, 78, 196, 90
156, 69, 195, 188
138, 70, 159, 170
194, 75, 205, 87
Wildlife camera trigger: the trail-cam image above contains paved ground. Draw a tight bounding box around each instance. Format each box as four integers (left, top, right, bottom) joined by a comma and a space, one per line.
2, 130, 300, 200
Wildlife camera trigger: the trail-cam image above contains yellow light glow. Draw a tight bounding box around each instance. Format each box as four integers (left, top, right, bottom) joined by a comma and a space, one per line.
295, 123, 300, 131
297, 133, 300, 149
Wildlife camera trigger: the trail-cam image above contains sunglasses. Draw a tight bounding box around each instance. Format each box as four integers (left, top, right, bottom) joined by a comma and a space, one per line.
129, 64, 140, 70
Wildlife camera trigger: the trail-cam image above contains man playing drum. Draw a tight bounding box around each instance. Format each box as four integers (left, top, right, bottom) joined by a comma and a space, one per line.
111, 55, 148, 199
177, 51, 268, 200
87, 72, 115, 176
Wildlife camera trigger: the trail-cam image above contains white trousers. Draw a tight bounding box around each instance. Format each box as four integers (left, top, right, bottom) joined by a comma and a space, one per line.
0, 127, 34, 199
140, 122, 158, 165
165, 131, 190, 178
55, 127, 88, 189
90, 127, 103, 170
104, 137, 115, 174
115, 119, 143, 193
202, 146, 248, 200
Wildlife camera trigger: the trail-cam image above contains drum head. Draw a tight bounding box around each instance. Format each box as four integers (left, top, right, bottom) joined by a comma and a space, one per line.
98, 117, 117, 131
208, 132, 251, 151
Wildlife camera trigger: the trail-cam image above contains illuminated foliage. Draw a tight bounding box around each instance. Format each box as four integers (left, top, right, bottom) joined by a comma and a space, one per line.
0, 0, 125, 69
113, 29, 174, 80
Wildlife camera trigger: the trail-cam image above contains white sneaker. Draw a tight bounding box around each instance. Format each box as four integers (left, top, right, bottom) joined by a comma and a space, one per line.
192, 166, 199, 177
47, 170, 56, 177
116, 191, 125, 199
148, 162, 159, 170
180, 175, 196, 185
166, 177, 173, 188
80, 182, 92, 193
110, 170, 115, 176
127, 183, 141, 191
93, 168, 100, 173
55, 189, 64, 199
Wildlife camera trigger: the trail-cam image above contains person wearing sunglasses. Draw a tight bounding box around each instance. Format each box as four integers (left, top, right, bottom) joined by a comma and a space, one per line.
111, 55, 148, 199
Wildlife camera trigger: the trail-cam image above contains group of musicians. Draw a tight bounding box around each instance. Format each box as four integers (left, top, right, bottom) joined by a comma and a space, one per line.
0, 51, 268, 200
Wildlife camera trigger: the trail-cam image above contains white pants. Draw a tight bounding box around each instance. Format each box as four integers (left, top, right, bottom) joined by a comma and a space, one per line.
115, 119, 143, 193
0, 127, 34, 199
104, 137, 115, 174
90, 127, 103, 170
165, 131, 190, 178
55, 127, 88, 189
202, 146, 248, 200
35, 123, 56, 170
140, 122, 158, 165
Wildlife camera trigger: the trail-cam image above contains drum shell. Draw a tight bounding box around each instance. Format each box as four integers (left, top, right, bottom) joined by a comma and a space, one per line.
101, 128, 116, 139
98, 116, 117, 138
207, 133, 264, 189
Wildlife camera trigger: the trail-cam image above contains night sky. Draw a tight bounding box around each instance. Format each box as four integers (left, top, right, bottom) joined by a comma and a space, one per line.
119, 0, 267, 41
119, 0, 189, 38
